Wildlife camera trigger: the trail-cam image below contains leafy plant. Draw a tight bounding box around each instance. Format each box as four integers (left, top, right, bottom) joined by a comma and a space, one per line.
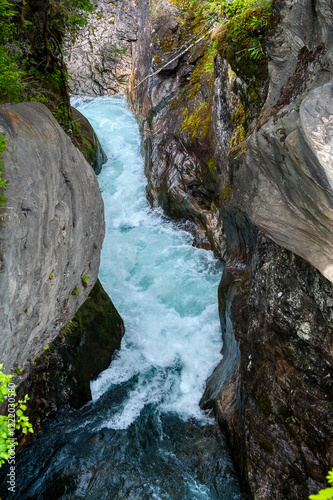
309, 469, 333, 500
81, 274, 90, 285
210, 0, 272, 61
0, 0, 26, 103
60, 319, 79, 336
0, 364, 33, 467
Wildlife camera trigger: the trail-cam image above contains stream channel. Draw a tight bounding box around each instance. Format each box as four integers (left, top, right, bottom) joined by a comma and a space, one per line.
1, 96, 242, 499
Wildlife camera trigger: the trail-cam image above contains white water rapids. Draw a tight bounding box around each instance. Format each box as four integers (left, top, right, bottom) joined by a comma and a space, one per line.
72, 95, 223, 428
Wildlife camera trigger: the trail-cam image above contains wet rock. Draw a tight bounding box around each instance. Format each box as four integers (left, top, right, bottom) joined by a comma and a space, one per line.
128, 0, 223, 254
71, 106, 107, 174
214, 236, 333, 499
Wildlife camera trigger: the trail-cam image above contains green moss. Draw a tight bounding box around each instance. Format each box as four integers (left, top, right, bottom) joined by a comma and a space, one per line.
181, 101, 212, 141
207, 156, 216, 172
222, 182, 232, 201
236, 269, 249, 292
259, 440, 273, 453
230, 103, 247, 149
153, 32, 176, 52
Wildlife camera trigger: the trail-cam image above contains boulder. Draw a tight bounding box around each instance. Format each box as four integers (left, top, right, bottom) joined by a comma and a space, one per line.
0, 102, 104, 373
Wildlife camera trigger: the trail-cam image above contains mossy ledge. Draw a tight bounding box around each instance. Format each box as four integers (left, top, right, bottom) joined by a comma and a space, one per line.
16, 279, 124, 436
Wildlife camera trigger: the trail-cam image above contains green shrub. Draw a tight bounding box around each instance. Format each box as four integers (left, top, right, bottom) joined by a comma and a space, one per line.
0, 0, 26, 103
0, 364, 33, 467
81, 274, 90, 284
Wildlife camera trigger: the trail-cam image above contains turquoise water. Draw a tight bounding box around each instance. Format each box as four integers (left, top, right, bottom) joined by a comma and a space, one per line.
73, 95, 224, 426
0, 96, 242, 499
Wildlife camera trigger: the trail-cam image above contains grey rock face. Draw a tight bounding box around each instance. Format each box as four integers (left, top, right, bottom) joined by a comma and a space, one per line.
232, 83, 333, 283
129, 0, 224, 253
65, 0, 137, 96
207, 236, 333, 499
266, 0, 333, 109
0, 102, 104, 373
202, 0, 333, 495
127, 0, 333, 496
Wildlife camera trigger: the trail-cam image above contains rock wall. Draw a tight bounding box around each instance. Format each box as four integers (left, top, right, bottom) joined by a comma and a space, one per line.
125, 0, 333, 497
65, 0, 138, 96
71, 106, 107, 174
0, 102, 105, 374
128, 0, 223, 251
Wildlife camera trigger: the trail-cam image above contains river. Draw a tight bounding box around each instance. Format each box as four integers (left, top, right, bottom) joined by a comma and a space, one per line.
0, 96, 242, 499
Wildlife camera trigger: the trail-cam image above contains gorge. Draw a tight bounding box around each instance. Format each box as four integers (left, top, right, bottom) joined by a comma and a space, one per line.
0, 0, 332, 498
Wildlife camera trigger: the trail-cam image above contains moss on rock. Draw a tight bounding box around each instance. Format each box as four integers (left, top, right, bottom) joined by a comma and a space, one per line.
71, 107, 107, 174
16, 279, 124, 434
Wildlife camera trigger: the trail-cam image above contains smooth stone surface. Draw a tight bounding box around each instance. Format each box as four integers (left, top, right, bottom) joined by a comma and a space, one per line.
0, 102, 104, 373
232, 83, 333, 283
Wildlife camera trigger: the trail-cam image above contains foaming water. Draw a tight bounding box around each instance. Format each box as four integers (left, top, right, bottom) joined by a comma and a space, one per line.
73, 96, 223, 427
0, 97, 242, 500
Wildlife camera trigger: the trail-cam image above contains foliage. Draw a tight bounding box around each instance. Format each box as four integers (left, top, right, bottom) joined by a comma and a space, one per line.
60, 319, 79, 336
36, 0, 95, 43
0, 364, 33, 467
194, 0, 272, 62
0, 0, 26, 103
0, 133, 7, 207
174, 0, 270, 148
0, 0, 96, 138
309, 469, 333, 500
